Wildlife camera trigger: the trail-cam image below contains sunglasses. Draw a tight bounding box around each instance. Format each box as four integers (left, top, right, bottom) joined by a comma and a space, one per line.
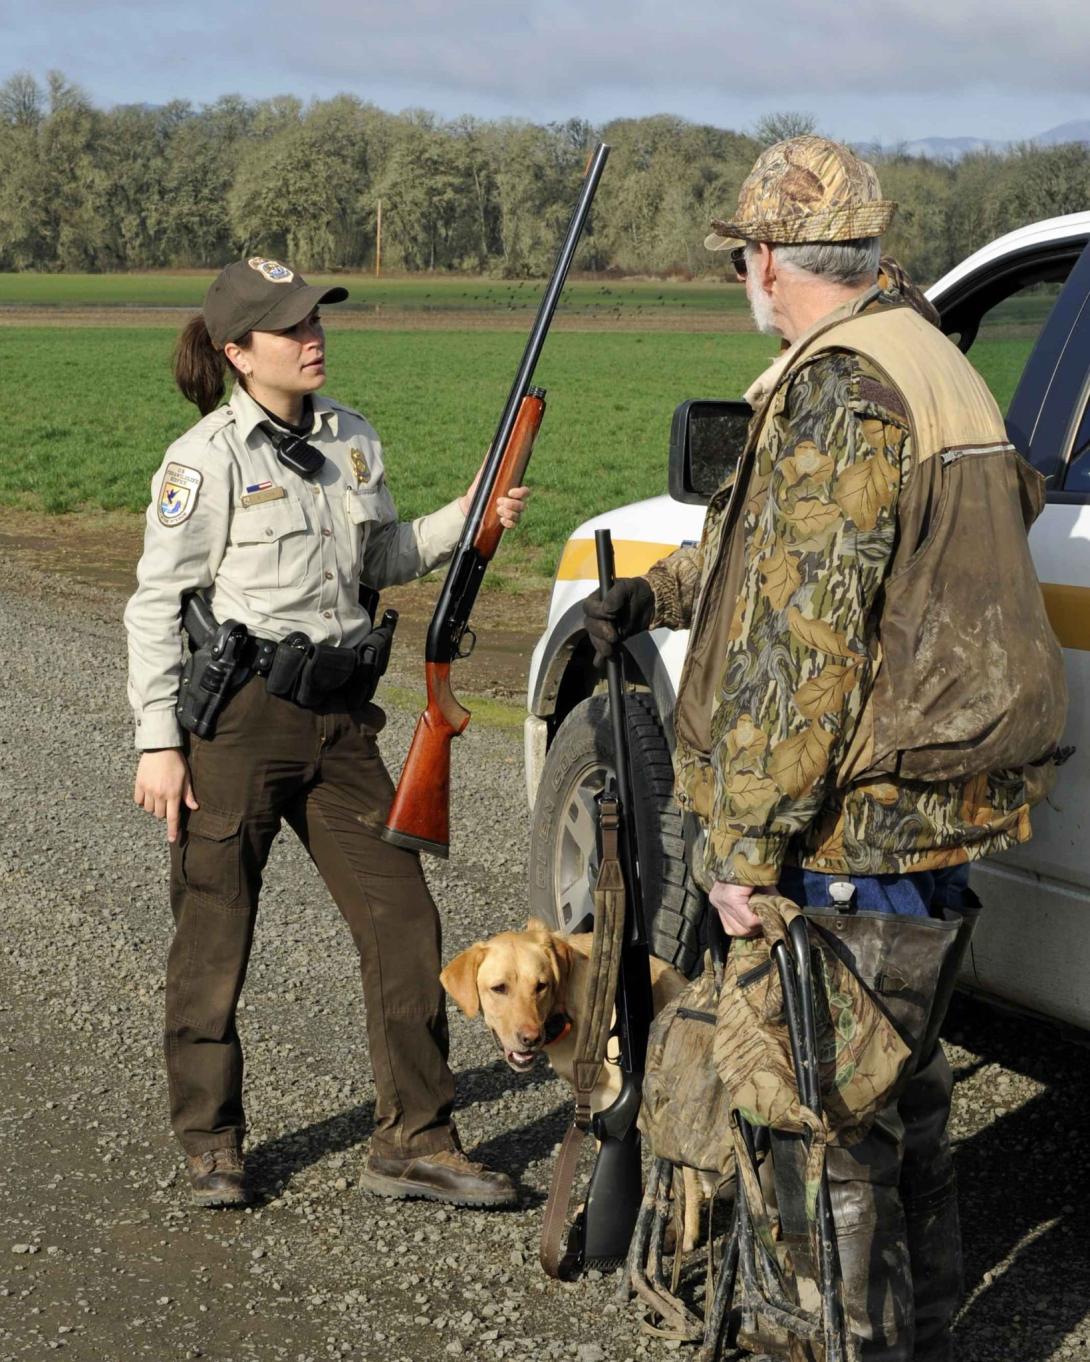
730, 245, 747, 279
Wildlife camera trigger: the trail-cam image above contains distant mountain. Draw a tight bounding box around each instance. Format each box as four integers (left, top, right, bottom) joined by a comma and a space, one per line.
900, 135, 999, 159
858, 120, 1090, 161
1034, 119, 1090, 146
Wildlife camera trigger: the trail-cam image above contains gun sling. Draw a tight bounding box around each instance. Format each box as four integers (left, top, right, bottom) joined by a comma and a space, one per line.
540, 795, 627, 1280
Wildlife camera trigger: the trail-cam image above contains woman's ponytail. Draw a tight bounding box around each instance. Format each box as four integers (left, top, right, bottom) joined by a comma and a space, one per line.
173, 315, 228, 415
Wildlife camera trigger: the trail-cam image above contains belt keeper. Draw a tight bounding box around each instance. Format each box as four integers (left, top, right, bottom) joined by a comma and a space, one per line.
252, 639, 277, 676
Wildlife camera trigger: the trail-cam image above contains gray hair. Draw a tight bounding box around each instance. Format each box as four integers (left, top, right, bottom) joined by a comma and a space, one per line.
747, 237, 881, 285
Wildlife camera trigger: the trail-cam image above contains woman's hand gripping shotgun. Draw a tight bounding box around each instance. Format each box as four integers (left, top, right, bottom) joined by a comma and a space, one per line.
382, 142, 610, 857
579, 528, 657, 1270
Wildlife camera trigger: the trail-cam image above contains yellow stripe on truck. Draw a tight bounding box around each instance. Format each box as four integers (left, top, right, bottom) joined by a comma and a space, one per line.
558, 540, 1090, 653
555, 538, 679, 581
1042, 583, 1090, 652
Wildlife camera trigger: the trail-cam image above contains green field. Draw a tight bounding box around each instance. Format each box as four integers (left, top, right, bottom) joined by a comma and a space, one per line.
1, 326, 778, 572
0, 271, 747, 318
3, 271, 1031, 578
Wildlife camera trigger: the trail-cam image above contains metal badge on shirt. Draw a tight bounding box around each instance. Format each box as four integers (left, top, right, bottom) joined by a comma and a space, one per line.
157, 463, 203, 527
350, 448, 370, 486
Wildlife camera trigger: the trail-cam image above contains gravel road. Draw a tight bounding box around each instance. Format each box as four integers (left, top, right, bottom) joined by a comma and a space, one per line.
1, 554, 1088, 1362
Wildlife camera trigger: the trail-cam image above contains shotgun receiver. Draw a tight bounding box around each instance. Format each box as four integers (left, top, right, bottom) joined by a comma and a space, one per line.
383, 141, 610, 857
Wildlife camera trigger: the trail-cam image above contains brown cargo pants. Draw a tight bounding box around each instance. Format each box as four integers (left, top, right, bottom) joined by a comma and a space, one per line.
165, 675, 456, 1161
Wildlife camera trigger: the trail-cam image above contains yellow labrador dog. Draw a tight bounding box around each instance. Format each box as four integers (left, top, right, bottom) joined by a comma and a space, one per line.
441, 919, 707, 1249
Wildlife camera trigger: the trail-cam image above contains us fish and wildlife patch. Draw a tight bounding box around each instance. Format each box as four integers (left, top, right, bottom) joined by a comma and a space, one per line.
157, 463, 203, 527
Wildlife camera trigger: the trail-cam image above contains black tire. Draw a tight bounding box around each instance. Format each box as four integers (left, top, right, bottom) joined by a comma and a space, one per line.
528, 692, 707, 975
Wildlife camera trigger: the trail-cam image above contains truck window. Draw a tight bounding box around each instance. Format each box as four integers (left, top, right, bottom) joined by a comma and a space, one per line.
939, 244, 1089, 419
955, 281, 1064, 412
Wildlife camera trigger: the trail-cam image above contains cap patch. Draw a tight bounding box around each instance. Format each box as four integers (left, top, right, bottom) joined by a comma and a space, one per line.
157, 462, 203, 527
247, 257, 294, 284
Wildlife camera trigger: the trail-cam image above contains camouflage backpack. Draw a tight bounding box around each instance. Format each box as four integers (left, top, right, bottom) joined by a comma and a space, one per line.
714, 895, 912, 1146
639, 957, 736, 1179
641, 895, 913, 1186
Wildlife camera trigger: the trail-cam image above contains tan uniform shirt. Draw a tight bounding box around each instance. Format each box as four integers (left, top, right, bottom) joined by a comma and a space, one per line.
124, 385, 465, 750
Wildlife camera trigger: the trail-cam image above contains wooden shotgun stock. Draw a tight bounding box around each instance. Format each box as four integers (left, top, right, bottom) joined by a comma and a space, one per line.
383, 662, 471, 858
383, 393, 544, 856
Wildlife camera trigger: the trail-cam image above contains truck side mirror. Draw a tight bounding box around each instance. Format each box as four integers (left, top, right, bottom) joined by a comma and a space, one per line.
668, 399, 751, 504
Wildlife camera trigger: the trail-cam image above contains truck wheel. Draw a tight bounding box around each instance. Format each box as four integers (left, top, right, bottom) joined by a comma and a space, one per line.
528, 692, 707, 975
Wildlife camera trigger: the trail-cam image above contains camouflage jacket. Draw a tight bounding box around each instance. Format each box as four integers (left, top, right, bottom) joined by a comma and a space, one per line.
646, 298, 1035, 888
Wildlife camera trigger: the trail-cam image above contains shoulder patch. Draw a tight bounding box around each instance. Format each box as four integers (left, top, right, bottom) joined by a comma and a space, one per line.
857, 375, 908, 421
157, 462, 203, 527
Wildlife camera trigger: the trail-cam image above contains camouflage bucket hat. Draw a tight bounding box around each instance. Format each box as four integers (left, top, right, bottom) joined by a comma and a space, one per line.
705, 135, 897, 251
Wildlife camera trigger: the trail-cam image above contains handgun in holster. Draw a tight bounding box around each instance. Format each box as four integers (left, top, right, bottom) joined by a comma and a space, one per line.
176, 598, 251, 739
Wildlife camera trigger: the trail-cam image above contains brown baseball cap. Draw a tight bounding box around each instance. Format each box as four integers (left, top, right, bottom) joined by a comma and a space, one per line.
705, 135, 896, 251
203, 257, 349, 349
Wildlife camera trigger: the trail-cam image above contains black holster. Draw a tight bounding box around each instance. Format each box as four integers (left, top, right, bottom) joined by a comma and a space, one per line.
175, 614, 252, 739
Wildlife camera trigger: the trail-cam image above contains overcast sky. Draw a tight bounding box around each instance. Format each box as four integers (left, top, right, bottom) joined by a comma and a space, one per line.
3, 0, 1088, 145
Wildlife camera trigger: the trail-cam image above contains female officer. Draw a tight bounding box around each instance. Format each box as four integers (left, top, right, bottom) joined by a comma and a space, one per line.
125, 257, 527, 1209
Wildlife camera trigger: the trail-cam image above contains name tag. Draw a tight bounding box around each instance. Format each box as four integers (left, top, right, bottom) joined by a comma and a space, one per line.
240, 486, 286, 508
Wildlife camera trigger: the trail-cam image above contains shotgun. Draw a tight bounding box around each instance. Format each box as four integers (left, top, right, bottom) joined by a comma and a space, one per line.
578, 527, 657, 1269
383, 141, 610, 857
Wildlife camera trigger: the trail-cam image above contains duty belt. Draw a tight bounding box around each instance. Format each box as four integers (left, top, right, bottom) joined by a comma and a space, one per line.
177, 594, 398, 737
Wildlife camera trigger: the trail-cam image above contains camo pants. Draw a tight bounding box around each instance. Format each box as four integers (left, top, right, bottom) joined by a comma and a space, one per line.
772, 869, 979, 1362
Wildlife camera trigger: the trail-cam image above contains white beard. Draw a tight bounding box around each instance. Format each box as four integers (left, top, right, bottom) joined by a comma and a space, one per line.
746, 274, 781, 337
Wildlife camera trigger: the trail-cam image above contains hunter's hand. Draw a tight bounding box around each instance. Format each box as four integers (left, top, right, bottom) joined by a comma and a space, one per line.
709, 882, 763, 938
582, 577, 654, 665
133, 749, 199, 844
459, 461, 530, 529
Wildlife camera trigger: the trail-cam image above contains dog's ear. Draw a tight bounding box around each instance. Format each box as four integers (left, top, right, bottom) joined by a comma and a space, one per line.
548, 932, 576, 989
525, 917, 550, 934
440, 944, 486, 1017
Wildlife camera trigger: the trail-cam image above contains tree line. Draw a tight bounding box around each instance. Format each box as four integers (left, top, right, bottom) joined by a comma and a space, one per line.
2, 72, 1089, 283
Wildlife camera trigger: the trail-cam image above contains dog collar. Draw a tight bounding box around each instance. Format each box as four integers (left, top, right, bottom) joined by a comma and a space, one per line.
544, 1012, 572, 1046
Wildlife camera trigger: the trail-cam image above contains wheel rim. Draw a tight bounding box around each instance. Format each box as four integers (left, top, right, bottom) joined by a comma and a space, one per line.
552, 757, 609, 935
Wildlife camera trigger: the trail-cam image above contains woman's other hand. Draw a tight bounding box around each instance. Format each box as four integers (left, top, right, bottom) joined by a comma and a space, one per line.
492, 484, 530, 528
459, 461, 531, 529
134, 749, 199, 843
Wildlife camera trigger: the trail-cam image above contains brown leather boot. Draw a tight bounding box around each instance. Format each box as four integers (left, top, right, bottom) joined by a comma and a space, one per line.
358, 1147, 516, 1208
185, 1147, 250, 1208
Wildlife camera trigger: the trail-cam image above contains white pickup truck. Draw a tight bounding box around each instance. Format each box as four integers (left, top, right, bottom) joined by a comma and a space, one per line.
525, 213, 1090, 1032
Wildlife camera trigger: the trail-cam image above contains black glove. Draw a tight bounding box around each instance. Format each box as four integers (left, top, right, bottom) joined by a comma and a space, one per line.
582, 577, 654, 665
